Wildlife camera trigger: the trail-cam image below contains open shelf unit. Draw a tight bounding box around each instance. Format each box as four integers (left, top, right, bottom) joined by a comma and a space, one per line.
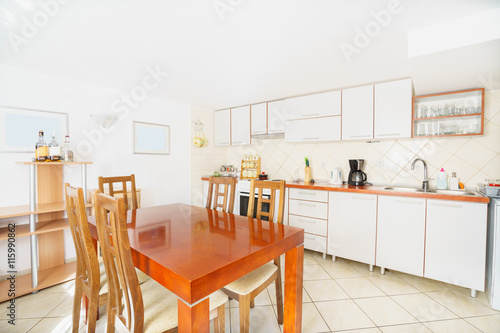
0, 161, 91, 303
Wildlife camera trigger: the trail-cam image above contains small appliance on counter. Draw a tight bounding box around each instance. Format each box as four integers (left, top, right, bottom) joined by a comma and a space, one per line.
348, 159, 370, 186
329, 168, 343, 185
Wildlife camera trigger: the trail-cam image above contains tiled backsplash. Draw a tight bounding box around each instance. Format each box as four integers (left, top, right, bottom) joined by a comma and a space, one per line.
191, 91, 500, 205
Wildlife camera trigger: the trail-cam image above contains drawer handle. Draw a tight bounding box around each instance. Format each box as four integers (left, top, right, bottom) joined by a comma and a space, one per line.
302, 137, 319, 141
431, 203, 462, 208
268, 129, 283, 133
303, 113, 319, 117
350, 135, 371, 138
305, 235, 316, 240
298, 191, 316, 195
395, 200, 423, 205
352, 196, 374, 201
219, 142, 229, 145
298, 218, 315, 223
298, 202, 316, 207
377, 133, 400, 137
232, 141, 244, 144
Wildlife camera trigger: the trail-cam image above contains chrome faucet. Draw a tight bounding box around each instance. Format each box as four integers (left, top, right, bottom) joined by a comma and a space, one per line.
411, 158, 430, 192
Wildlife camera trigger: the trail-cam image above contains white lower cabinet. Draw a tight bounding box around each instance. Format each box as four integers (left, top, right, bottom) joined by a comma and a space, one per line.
425, 199, 488, 291
376, 196, 426, 276
328, 192, 377, 265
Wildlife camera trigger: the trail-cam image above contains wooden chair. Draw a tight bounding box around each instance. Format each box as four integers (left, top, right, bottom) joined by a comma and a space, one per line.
65, 183, 108, 333
94, 191, 228, 333
206, 176, 236, 213
98, 174, 138, 210
222, 180, 286, 333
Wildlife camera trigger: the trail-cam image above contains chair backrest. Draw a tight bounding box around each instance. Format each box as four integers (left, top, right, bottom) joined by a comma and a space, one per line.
94, 191, 144, 333
247, 180, 286, 224
98, 174, 138, 210
65, 183, 101, 292
206, 176, 236, 213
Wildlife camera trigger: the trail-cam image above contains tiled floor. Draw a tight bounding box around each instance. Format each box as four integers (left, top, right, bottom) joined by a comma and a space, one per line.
1, 250, 499, 332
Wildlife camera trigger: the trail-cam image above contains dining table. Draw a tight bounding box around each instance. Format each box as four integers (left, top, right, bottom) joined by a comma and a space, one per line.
87, 203, 304, 332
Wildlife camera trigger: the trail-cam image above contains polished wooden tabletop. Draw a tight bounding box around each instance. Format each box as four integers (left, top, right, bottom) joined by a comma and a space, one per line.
88, 203, 304, 332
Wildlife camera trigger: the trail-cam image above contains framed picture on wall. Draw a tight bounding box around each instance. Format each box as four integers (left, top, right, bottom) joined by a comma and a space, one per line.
0, 106, 68, 153
133, 121, 170, 155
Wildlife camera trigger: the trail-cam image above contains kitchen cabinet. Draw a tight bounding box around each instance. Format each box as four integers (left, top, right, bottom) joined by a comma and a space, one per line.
376, 196, 426, 276
328, 192, 377, 266
284, 90, 341, 120
425, 199, 488, 293
231, 106, 251, 146
214, 109, 231, 146
284, 116, 341, 143
413, 88, 484, 137
251, 103, 267, 136
288, 188, 328, 256
251, 100, 285, 137
342, 85, 374, 140
374, 78, 412, 139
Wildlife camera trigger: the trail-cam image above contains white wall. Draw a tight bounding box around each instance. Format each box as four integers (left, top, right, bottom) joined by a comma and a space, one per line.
0, 64, 191, 273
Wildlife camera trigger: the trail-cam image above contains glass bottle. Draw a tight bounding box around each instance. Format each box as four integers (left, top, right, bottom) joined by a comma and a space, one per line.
35, 130, 48, 162
61, 135, 74, 162
48, 131, 61, 161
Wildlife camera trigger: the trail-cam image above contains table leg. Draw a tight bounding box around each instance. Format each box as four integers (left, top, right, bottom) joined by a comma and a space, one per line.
177, 297, 210, 333
284, 244, 304, 333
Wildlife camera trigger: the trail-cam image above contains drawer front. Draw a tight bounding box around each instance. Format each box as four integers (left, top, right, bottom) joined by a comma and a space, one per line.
289, 215, 327, 236
289, 188, 328, 202
289, 199, 328, 220
304, 234, 327, 253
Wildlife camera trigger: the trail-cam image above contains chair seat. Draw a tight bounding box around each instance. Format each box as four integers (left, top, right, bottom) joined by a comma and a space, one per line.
223, 262, 278, 295
141, 279, 228, 333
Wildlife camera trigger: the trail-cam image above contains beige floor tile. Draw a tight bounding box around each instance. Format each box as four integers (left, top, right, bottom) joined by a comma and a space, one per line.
318, 260, 364, 279
336, 277, 385, 299
46, 294, 76, 317
315, 299, 375, 331
423, 318, 482, 333
0, 319, 40, 333
28, 316, 74, 333
395, 273, 450, 293
15, 292, 69, 319
368, 274, 420, 296
379, 323, 431, 333
335, 329, 381, 333
464, 314, 500, 333
391, 293, 458, 321
303, 264, 331, 281
230, 305, 281, 333
448, 284, 493, 308
346, 260, 384, 277
303, 280, 349, 302
354, 296, 418, 326
426, 290, 498, 317
38, 280, 75, 295
301, 303, 330, 333
267, 283, 311, 304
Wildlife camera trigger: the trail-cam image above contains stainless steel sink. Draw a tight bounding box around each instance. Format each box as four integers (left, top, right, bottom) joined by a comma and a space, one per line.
382, 186, 476, 196
383, 186, 422, 192
427, 189, 476, 196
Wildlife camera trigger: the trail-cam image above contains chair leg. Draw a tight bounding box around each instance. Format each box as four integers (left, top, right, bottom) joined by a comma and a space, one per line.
250, 299, 255, 309
87, 292, 99, 333
275, 279, 284, 325
214, 303, 225, 333
239, 294, 251, 333
72, 283, 82, 333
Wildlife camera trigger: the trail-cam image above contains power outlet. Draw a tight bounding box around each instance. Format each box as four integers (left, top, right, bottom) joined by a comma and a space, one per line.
376, 159, 384, 167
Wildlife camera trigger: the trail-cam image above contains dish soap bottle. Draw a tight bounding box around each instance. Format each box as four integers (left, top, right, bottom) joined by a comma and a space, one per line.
437, 168, 448, 189
450, 172, 459, 190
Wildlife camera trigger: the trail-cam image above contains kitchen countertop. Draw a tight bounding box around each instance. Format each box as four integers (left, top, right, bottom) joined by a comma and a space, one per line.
201, 176, 489, 203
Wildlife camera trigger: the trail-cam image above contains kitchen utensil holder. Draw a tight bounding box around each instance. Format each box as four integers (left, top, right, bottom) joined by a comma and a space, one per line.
305, 167, 312, 183
240, 157, 261, 179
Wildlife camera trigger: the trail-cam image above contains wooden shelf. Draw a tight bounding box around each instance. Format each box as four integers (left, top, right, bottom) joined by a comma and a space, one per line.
0, 202, 93, 219
16, 161, 93, 165
0, 261, 76, 302
0, 218, 70, 240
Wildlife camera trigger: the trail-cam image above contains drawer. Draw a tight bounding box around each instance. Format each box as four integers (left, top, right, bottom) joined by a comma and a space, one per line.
289, 188, 328, 202
289, 199, 328, 220
304, 234, 327, 253
289, 215, 327, 236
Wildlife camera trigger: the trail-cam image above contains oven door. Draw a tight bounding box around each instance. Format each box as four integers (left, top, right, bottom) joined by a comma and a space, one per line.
239, 192, 271, 220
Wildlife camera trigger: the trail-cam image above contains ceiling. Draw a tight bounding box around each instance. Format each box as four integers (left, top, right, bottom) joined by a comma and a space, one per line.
1, 0, 499, 110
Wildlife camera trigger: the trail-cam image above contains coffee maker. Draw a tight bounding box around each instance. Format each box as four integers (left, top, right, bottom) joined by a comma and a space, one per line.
348, 159, 368, 186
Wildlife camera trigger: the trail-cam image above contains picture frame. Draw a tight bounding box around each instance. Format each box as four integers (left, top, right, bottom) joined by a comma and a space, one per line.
133, 121, 170, 155
0, 106, 68, 153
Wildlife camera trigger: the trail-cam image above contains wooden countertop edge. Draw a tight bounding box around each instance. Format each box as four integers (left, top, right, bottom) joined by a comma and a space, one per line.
201, 177, 489, 203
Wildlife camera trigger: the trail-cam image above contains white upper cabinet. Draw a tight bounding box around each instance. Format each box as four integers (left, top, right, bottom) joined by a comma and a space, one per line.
285, 116, 341, 143
267, 100, 285, 134
284, 91, 341, 120
214, 109, 230, 146
251, 103, 267, 136
231, 106, 251, 146
374, 78, 412, 139
342, 85, 374, 140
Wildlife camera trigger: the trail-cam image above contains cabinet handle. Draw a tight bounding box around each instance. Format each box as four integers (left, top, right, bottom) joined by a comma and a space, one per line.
302, 137, 319, 141
350, 135, 371, 138
298, 202, 317, 207
352, 196, 374, 201
298, 218, 315, 223
395, 200, 423, 205
219, 142, 229, 145
298, 191, 316, 195
377, 133, 400, 137
253, 130, 266, 134
268, 129, 283, 133
232, 141, 244, 144
430, 202, 462, 209
305, 235, 316, 240
303, 113, 319, 117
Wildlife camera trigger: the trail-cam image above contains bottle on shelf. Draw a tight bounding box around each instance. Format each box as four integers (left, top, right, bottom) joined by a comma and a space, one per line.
35, 130, 48, 162
450, 172, 460, 190
48, 131, 61, 162
61, 135, 74, 162
437, 168, 448, 190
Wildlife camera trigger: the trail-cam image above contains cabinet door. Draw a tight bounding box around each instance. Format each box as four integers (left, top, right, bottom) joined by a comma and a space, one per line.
374, 78, 412, 139
425, 199, 487, 291
231, 106, 251, 145
342, 85, 374, 140
214, 109, 231, 146
284, 91, 341, 120
376, 196, 426, 276
328, 192, 377, 264
251, 103, 267, 135
267, 100, 285, 134
285, 116, 341, 143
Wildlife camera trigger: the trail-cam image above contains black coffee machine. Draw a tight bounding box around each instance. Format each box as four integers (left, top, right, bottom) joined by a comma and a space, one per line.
348, 159, 368, 186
